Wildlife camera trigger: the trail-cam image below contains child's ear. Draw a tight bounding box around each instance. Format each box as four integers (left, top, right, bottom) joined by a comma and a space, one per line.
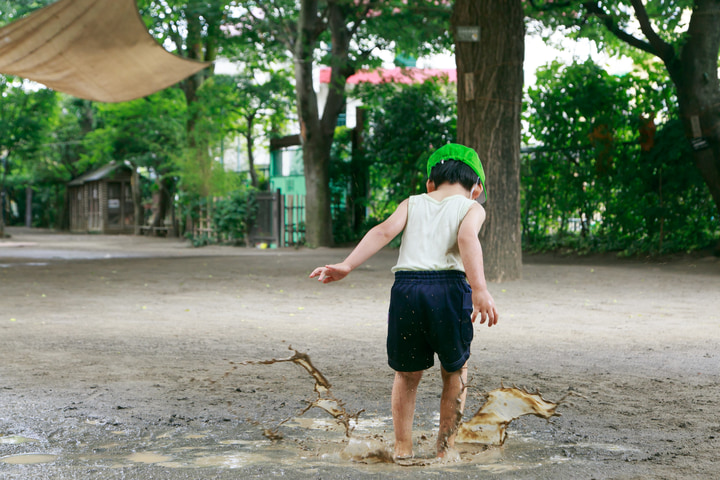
471, 184, 483, 200
426, 180, 436, 192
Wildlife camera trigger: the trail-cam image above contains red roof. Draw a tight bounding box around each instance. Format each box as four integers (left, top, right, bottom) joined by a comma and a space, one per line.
319, 67, 456, 85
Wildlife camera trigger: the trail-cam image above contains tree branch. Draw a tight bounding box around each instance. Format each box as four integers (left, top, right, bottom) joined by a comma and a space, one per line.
313, 3, 329, 41
628, 0, 675, 62
526, 0, 574, 11
168, 20, 185, 57
252, 3, 295, 51
582, 1, 658, 57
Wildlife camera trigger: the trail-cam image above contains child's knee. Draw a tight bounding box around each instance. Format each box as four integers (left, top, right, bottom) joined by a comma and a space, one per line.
396, 370, 423, 384
440, 363, 467, 380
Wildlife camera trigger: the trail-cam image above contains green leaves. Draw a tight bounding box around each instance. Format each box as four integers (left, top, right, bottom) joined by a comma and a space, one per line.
212, 187, 258, 246
89, 88, 186, 174
524, 59, 718, 254
358, 78, 456, 218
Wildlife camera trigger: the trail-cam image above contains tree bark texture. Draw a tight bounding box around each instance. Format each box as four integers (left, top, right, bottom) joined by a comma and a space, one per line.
295, 0, 353, 247
244, 116, 259, 189
150, 176, 173, 232
669, 0, 720, 237
452, 0, 524, 281
131, 169, 143, 235
295, 0, 330, 247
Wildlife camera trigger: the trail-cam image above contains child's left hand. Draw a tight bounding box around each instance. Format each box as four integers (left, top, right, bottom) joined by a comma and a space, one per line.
471, 289, 498, 327
309, 263, 351, 283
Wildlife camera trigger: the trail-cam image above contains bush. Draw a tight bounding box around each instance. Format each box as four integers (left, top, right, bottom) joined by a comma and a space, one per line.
212, 188, 258, 246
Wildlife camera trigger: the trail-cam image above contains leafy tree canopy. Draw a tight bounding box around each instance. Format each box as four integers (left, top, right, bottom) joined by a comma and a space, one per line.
232, 0, 453, 72
525, 0, 694, 61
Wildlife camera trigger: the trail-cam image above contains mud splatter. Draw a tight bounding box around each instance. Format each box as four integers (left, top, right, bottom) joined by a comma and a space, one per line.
239, 346, 364, 439
457, 384, 577, 446
240, 347, 577, 465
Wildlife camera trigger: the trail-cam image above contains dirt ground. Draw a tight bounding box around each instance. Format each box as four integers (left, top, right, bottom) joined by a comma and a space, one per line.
1, 227, 719, 479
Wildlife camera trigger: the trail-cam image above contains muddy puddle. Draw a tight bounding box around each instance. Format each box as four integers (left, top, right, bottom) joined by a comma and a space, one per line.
0, 262, 49, 268
0, 423, 627, 474
0, 348, 625, 476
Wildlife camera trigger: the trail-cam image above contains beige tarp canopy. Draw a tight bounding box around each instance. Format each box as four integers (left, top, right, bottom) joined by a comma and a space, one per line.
0, 0, 210, 102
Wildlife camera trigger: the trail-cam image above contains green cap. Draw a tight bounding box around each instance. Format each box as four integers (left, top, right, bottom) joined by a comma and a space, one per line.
427, 143, 487, 203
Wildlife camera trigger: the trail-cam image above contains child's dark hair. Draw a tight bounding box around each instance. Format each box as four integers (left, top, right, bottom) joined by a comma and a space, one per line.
428, 159, 480, 190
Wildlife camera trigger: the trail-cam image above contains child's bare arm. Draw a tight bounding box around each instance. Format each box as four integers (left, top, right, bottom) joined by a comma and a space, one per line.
458, 203, 498, 326
309, 199, 409, 283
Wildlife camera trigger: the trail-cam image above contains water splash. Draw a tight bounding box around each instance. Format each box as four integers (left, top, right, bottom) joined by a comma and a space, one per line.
457, 384, 577, 445
239, 346, 364, 439
238, 347, 578, 465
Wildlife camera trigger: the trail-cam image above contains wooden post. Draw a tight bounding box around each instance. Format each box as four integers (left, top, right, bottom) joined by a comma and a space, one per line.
25, 185, 32, 228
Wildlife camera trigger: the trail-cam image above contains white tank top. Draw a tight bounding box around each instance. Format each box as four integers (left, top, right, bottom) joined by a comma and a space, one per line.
392, 194, 476, 273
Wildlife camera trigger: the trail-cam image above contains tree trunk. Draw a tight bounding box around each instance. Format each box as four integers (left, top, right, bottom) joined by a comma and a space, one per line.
150, 177, 172, 232
452, 0, 524, 281
131, 168, 143, 235
245, 114, 259, 188
668, 0, 720, 252
294, 0, 352, 247
55, 184, 69, 231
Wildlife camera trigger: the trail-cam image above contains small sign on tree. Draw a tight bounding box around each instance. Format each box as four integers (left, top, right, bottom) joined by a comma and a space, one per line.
456, 26, 480, 42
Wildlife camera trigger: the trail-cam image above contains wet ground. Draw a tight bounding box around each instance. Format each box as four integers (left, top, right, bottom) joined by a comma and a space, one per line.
1, 228, 719, 479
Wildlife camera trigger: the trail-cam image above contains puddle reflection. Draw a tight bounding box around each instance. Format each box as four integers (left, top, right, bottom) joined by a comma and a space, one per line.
0, 417, 633, 473
0, 453, 58, 465
0, 435, 39, 445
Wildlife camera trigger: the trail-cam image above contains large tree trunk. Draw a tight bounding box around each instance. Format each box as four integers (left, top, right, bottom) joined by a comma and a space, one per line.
452, 0, 524, 281
668, 0, 720, 252
294, 0, 352, 247
295, 0, 329, 247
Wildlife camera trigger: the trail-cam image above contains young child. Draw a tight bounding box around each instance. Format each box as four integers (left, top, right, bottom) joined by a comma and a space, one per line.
309, 143, 498, 460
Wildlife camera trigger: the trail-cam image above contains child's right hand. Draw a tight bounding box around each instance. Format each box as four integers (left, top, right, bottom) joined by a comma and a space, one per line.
309, 263, 352, 283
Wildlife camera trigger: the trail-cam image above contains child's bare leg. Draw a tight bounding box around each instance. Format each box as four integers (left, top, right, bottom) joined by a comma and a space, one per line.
437, 363, 468, 457
391, 370, 423, 458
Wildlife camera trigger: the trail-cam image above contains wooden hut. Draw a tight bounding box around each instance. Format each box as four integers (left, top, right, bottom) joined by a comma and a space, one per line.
68, 161, 135, 234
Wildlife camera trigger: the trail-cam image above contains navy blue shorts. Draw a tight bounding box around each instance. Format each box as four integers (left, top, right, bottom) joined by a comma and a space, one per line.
387, 271, 474, 373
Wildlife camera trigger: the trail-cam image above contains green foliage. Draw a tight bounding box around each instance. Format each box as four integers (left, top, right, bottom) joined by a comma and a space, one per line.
328, 126, 356, 244
236, 0, 452, 68
212, 187, 259, 246
600, 119, 719, 254
179, 80, 242, 199
205, 71, 295, 186
523, 60, 635, 241
524, 59, 718, 254
357, 78, 457, 219
0, 76, 58, 230
137, 0, 240, 62
524, 1, 694, 60
0, 0, 54, 26
84, 89, 187, 195
0, 77, 57, 157
329, 78, 457, 243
